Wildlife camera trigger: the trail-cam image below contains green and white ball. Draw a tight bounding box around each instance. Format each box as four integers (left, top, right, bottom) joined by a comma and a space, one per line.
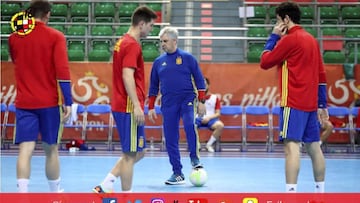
189, 168, 208, 187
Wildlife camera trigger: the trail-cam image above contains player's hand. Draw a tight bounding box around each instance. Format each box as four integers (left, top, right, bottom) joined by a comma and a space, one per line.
62, 105, 72, 123
134, 106, 145, 126
201, 116, 210, 124
272, 22, 287, 36
148, 109, 157, 123
197, 103, 206, 117
317, 108, 329, 124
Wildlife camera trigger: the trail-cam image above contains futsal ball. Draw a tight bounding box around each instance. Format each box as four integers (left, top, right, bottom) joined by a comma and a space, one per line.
189, 168, 208, 187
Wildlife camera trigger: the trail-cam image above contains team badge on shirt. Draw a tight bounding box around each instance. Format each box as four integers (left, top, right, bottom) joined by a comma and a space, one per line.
10, 11, 35, 36
176, 56, 182, 65
139, 136, 144, 148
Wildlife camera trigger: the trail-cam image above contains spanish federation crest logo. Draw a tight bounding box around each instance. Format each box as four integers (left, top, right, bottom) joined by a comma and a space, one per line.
176, 56, 182, 65
10, 11, 36, 36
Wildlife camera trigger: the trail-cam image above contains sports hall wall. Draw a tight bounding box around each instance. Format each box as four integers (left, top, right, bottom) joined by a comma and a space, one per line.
1, 62, 359, 144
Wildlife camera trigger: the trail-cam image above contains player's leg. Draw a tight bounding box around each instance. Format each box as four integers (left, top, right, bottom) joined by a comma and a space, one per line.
162, 104, 183, 174
181, 98, 202, 167
39, 106, 63, 192
117, 120, 146, 191
109, 149, 145, 181
304, 112, 325, 192
320, 120, 333, 144
43, 143, 61, 192
162, 105, 186, 184
206, 119, 224, 152
305, 141, 325, 192
15, 109, 40, 192
210, 120, 224, 140
280, 107, 307, 192
118, 152, 144, 191
283, 140, 301, 191
17, 141, 36, 192
94, 112, 146, 192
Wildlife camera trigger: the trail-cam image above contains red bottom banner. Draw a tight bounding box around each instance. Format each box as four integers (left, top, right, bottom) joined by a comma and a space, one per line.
1, 193, 360, 203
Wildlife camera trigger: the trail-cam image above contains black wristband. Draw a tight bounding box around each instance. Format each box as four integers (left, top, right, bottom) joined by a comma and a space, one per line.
200, 99, 206, 104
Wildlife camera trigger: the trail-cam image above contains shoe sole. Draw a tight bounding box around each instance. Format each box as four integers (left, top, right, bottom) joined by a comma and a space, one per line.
193, 165, 204, 169
165, 180, 186, 185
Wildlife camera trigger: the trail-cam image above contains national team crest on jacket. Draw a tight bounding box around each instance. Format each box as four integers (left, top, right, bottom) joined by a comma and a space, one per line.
10, 11, 36, 36
176, 56, 182, 65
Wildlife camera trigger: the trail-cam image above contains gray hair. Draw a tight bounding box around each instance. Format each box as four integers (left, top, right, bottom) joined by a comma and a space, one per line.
159, 26, 178, 40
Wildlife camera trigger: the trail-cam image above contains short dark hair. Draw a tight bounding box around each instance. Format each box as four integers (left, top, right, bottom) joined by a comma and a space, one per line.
275, 2, 301, 24
28, 0, 51, 19
131, 6, 158, 26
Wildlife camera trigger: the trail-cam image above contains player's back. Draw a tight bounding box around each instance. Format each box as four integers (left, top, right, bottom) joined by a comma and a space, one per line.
9, 22, 69, 108
286, 27, 322, 80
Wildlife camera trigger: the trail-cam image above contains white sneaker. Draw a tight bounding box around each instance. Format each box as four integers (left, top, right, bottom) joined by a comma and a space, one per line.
206, 144, 215, 153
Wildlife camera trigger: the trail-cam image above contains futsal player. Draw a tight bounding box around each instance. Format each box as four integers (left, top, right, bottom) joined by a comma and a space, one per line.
92, 6, 157, 192
260, 2, 328, 192
195, 77, 224, 153
9, 0, 72, 192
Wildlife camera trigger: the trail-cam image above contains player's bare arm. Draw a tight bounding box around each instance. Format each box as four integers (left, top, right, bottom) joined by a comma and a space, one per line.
197, 103, 206, 117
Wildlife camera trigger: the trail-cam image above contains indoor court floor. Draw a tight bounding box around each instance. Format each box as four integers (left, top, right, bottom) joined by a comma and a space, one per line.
1, 145, 360, 193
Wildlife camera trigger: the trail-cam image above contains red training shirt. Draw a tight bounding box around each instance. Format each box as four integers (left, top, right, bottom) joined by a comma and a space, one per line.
111, 34, 145, 112
260, 25, 327, 111
9, 21, 71, 109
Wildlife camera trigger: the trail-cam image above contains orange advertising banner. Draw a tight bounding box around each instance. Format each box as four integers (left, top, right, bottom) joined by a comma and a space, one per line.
2, 62, 359, 107
1, 62, 359, 144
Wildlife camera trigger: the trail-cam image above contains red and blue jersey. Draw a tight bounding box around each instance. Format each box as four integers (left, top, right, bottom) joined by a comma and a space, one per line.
112, 34, 145, 113
260, 25, 326, 111
204, 94, 221, 117
9, 21, 71, 109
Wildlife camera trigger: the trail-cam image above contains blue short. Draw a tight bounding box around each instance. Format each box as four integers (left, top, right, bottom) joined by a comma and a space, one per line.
14, 106, 62, 145
279, 107, 320, 143
195, 117, 219, 130
112, 111, 146, 152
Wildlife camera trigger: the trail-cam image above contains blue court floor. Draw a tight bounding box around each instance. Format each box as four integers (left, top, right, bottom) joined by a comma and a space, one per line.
1, 147, 360, 193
